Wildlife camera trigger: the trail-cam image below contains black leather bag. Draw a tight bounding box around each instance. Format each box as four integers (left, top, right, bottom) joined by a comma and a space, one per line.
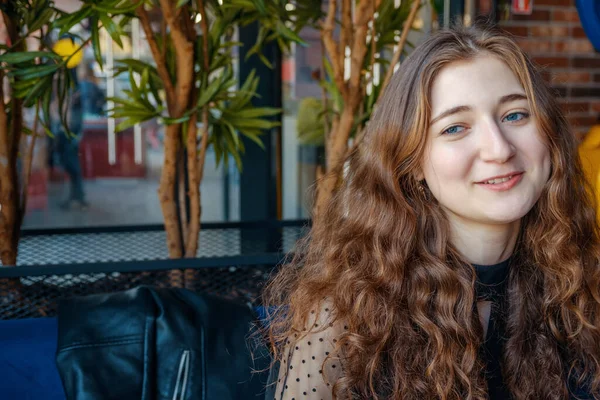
55, 286, 270, 400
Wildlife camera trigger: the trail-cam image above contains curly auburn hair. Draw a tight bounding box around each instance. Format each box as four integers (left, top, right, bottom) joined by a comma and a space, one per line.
262, 24, 600, 399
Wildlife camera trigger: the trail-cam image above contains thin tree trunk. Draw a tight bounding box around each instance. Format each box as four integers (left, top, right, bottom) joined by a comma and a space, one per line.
0, 94, 22, 266
185, 116, 200, 258
314, 107, 355, 218
314, 0, 419, 221
139, 1, 195, 258
178, 150, 189, 242
158, 123, 183, 258
0, 66, 16, 265
183, 0, 210, 259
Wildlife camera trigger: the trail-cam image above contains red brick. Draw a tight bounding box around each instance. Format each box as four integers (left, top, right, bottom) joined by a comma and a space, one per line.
512, 9, 551, 21
552, 71, 591, 84
573, 26, 588, 38
568, 115, 598, 127
516, 39, 552, 53
552, 9, 580, 23
540, 70, 552, 83
555, 40, 595, 54
553, 86, 568, 97
502, 25, 528, 37
560, 102, 589, 113
535, 0, 573, 5
533, 56, 570, 68
530, 25, 570, 37
573, 57, 600, 68
570, 87, 600, 98
592, 103, 600, 113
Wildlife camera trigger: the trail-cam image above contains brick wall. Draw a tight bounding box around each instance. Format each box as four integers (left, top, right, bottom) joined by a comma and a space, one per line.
499, 0, 599, 140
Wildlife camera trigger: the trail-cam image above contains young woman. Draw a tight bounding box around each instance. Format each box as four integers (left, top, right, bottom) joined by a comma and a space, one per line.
263, 24, 600, 399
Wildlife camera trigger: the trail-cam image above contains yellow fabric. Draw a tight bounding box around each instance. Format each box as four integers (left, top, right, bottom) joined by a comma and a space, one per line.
579, 124, 600, 217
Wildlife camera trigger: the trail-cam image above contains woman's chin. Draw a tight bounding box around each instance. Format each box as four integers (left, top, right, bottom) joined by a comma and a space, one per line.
477, 208, 529, 225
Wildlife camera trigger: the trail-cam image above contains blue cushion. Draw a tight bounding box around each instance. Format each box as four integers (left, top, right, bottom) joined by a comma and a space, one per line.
0, 317, 65, 400
576, 0, 600, 51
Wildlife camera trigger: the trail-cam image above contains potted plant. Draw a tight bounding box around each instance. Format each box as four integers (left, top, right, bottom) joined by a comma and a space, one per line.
311, 0, 431, 219
0, 0, 317, 265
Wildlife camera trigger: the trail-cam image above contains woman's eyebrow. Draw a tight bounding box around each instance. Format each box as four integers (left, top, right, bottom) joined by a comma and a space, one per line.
430, 105, 471, 126
429, 93, 528, 126
498, 93, 528, 105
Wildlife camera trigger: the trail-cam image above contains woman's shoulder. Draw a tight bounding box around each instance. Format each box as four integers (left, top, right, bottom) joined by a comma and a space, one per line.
272, 300, 347, 400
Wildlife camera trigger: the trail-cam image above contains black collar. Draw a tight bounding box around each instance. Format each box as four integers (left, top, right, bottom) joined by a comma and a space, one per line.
472, 258, 511, 301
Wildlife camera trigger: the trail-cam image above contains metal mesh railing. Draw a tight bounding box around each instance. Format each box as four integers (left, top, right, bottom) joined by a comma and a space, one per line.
0, 220, 309, 320
0, 261, 280, 320
3, 223, 309, 266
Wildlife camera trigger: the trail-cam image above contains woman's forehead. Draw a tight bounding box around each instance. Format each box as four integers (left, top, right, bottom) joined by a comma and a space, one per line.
429, 55, 526, 117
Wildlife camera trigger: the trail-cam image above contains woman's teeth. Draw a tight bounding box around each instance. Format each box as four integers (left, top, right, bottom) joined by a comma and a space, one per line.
484, 176, 513, 184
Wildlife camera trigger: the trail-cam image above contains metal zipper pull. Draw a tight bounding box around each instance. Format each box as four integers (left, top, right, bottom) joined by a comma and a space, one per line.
172, 349, 191, 400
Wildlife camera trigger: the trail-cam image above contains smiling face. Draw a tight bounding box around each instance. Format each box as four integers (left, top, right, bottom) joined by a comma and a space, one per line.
420, 54, 552, 228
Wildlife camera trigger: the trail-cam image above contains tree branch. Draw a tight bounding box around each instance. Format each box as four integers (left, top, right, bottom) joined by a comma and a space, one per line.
19, 27, 46, 224
380, 0, 420, 99
195, 0, 211, 184
19, 100, 39, 226
321, 0, 347, 99
184, 0, 211, 258
320, 37, 330, 144
160, 15, 167, 61
136, 4, 176, 110
340, 0, 352, 65
348, 0, 375, 105
0, 70, 7, 161
159, 0, 194, 117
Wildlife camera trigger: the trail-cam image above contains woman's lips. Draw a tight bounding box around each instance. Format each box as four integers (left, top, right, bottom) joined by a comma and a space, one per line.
475, 172, 524, 191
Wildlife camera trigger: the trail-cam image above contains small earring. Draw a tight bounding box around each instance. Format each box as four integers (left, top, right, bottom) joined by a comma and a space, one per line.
417, 180, 430, 200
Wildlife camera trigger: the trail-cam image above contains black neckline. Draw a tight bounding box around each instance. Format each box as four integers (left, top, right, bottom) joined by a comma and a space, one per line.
472, 258, 511, 301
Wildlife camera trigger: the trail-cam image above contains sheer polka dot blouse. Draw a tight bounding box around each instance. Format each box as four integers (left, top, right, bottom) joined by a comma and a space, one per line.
273, 307, 345, 400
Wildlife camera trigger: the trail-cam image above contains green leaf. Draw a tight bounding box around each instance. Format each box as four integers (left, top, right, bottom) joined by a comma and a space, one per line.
197, 76, 225, 108
176, 0, 189, 9
94, 1, 142, 13
245, 27, 267, 60
254, 0, 267, 15
23, 76, 52, 107
223, 127, 243, 171
99, 13, 124, 48
238, 129, 265, 150
42, 90, 52, 129
275, 20, 306, 46
116, 118, 144, 132
40, 122, 54, 138
21, 126, 33, 136
55, 7, 93, 37
128, 67, 139, 95
230, 107, 280, 119
0, 51, 61, 64
9, 64, 59, 80
28, 8, 55, 33
162, 115, 191, 125
91, 19, 103, 68
13, 79, 37, 92
140, 68, 150, 93
257, 53, 273, 69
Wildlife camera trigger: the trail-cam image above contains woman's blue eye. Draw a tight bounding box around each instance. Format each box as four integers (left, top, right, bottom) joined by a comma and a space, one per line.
443, 125, 465, 135
503, 112, 529, 122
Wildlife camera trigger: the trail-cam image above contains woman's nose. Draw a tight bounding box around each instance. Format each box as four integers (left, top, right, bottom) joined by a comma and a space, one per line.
478, 120, 516, 163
